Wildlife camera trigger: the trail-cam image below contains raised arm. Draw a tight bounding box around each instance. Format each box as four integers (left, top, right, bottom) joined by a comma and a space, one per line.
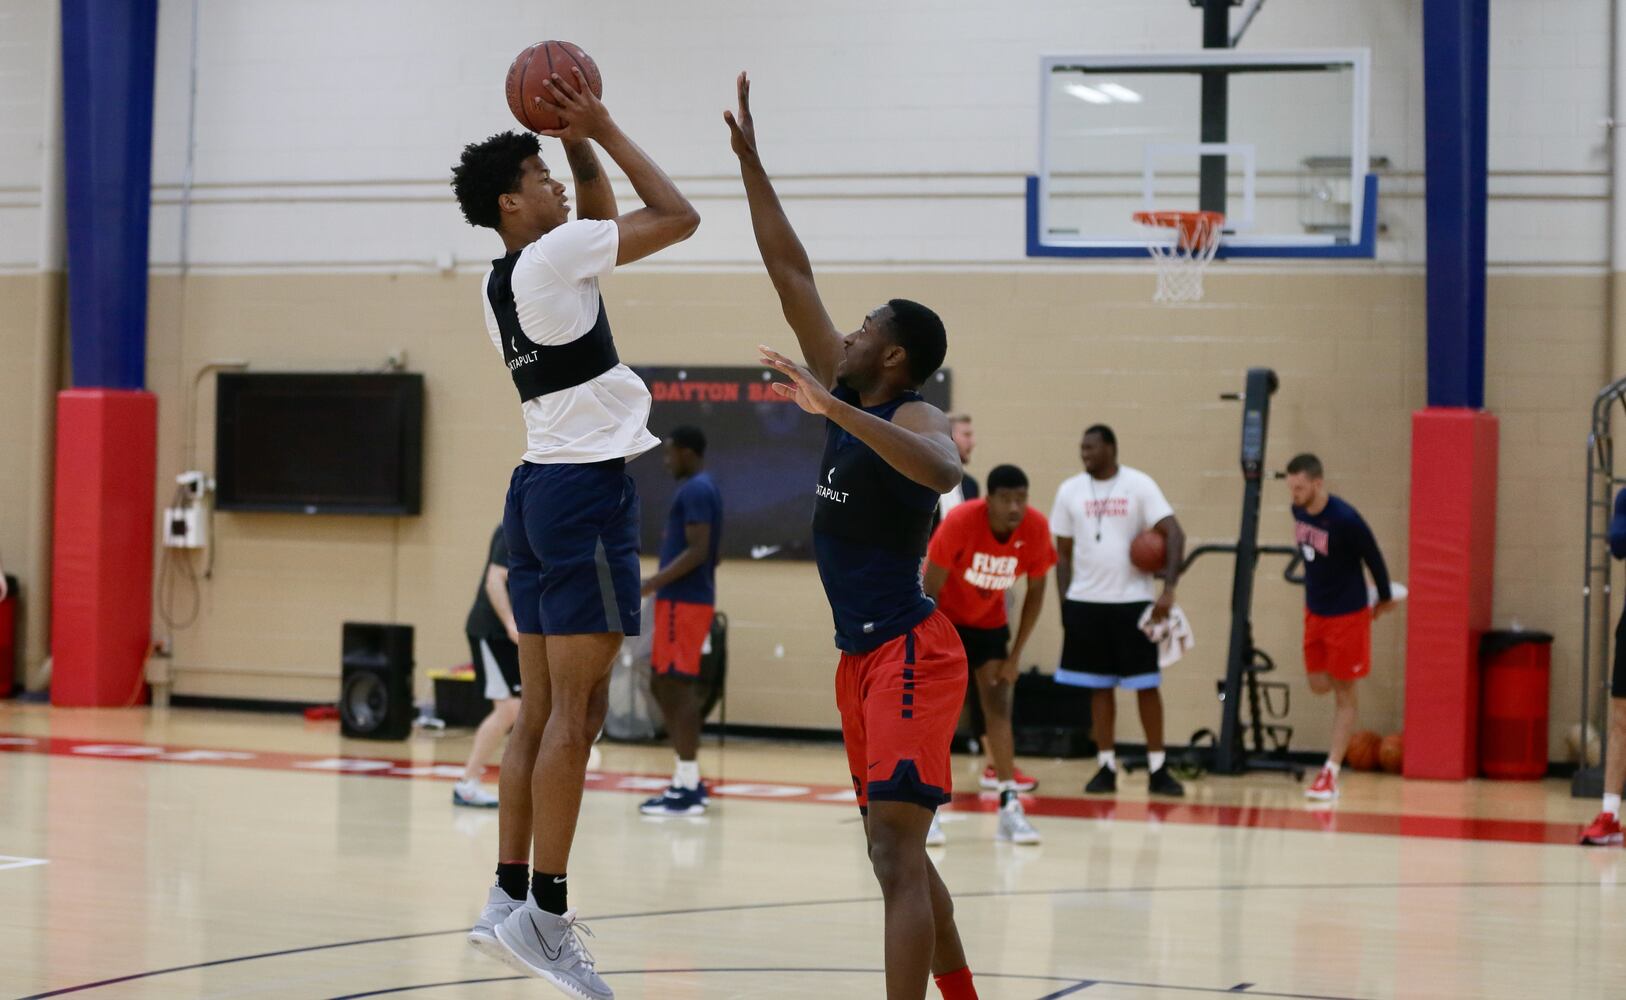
759, 347, 960, 492
537, 69, 699, 264
562, 140, 616, 220
725, 72, 844, 385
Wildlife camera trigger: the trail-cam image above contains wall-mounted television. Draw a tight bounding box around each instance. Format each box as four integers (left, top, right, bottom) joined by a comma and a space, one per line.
215, 372, 424, 515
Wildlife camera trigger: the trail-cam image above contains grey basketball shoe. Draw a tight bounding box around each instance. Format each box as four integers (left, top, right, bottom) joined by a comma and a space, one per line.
494, 901, 614, 1000
996, 799, 1042, 845
468, 885, 521, 963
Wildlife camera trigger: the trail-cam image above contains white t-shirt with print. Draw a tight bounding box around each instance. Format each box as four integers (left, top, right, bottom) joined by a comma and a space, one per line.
481, 219, 661, 464
1049, 465, 1175, 603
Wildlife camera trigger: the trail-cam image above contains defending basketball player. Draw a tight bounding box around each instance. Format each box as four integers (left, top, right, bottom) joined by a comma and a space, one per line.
725, 73, 979, 1000
451, 65, 698, 999
1284, 454, 1394, 803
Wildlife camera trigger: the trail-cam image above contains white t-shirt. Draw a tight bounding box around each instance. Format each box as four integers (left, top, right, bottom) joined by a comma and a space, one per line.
1049, 465, 1175, 603
481, 219, 660, 464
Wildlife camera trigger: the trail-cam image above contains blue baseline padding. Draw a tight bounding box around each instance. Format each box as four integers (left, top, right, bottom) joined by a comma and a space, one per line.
1421, 0, 1489, 409
61, 0, 159, 390
1025, 174, 1379, 261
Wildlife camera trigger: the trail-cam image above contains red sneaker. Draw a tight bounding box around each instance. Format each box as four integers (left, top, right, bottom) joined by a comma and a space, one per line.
1304, 767, 1338, 801
979, 766, 1038, 792
1579, 812, 1623, 846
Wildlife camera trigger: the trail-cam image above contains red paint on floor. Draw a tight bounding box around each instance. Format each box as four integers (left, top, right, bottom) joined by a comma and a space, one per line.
0, 732, 1588, 846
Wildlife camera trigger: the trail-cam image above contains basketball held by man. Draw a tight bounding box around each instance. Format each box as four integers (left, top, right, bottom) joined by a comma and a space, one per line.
451, 61, 698, 999
1050, 425, 1188, 798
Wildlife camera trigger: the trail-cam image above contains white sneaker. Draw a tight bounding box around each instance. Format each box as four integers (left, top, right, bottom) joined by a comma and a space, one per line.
495, 901, 614, 999
453, 779, 499, 808
468, 885, 521, 963
996, 799, 1041, 845
926, 811, 946, 846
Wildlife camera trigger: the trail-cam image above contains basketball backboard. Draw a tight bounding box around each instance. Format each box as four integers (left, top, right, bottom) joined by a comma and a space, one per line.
1028, 49, 1375, 259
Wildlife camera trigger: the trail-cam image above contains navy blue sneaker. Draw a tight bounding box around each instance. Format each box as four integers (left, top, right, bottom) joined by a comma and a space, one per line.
639, 784, 706, 817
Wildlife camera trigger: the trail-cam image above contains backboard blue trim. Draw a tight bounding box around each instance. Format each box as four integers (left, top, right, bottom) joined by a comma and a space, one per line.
1025, 173, 1379, 260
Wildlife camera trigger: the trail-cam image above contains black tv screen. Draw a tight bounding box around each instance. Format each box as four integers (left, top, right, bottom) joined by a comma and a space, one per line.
215, 372, 424, 515
629, 365, 951, 561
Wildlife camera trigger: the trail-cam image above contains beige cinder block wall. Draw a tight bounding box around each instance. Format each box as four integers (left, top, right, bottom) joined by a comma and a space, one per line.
130, 266, 1607, 758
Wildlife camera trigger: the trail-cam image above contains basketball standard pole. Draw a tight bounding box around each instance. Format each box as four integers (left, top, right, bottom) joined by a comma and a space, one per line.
1214, 367, 1279, 774
1197, 0, 1234, 215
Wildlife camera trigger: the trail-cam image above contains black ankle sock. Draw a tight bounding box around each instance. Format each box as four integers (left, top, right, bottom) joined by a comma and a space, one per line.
532, 870, 568, 915
496, 862, 528, 902
999, 788, 1017, 808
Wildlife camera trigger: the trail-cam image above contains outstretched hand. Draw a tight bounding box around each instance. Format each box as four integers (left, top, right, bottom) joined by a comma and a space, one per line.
759, 345, 835, 415
535, 68, 614, 142
723, 71, 758, 159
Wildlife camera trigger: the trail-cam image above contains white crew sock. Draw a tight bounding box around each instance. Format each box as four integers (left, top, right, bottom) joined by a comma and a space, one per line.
1604, 792, 1621, 818
674, 758, 701, 791
1097, 750, 1116, 771
1148, 750, 1167, 773
1324, 760, 1341, 778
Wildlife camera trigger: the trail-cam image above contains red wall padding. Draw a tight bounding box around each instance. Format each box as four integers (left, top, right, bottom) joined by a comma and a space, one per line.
50, 389, 158, 707
1403, 408, 1499, 779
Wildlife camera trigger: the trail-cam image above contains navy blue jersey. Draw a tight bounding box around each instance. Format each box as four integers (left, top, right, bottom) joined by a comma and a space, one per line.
1610, 488, 1626, 559
464, 527, 509, 639
655, 471, 723, 605
812, 384, 939, 652
1293, 495, 1391, 617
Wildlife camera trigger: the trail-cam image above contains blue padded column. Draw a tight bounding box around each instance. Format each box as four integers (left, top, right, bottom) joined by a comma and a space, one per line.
1422, 0, 1490, 409
60, 0, 159, 389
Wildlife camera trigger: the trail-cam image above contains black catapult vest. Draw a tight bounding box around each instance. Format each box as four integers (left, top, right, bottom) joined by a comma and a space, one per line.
487, 250, 620, 402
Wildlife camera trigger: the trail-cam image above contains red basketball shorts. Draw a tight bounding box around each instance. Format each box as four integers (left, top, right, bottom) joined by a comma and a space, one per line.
1303, 606, 1372, 682
651, 599, 713, 678
836, 609, 967, 812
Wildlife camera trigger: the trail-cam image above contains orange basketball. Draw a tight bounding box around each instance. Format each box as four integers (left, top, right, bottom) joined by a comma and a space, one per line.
1129, 530, 1167, 573
1379, 733, 1404, 774
1345, 730, 1382, 771
506, 41, 603, 133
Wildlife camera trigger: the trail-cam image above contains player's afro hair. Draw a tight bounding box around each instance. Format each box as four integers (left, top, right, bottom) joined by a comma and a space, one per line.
450, 131, 541, 230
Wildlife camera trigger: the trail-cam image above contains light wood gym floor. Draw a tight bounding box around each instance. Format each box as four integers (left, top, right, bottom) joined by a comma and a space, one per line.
2, 703, 1621, 999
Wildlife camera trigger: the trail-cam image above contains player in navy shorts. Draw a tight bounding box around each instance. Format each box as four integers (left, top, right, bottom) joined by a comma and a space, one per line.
451, 68, 698, 998
727, 73, 979, 1000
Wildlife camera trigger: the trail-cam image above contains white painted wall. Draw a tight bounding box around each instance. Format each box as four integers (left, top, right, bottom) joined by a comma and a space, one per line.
0, 0, 1613, 270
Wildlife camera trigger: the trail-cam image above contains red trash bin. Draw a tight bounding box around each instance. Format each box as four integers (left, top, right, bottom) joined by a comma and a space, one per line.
1478, 630, 1553, 780
0, 575, 16, 698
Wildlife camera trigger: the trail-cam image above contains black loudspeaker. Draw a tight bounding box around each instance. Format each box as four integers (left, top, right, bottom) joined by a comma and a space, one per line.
340, 622, 414, 740
1011, 667, 1095, 758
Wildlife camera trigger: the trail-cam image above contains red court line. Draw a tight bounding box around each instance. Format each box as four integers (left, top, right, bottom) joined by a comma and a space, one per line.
0, 731, 1586, 846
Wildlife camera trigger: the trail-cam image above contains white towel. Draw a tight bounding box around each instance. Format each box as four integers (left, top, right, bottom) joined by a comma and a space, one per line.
1368, 581, 1408, 606
1138, 604, 1195, 669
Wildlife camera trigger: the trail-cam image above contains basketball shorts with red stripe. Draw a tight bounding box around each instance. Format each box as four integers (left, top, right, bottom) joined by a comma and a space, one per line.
836, 609, 967, 812
651, 599, 713, 678
1303, 606, 1372, 681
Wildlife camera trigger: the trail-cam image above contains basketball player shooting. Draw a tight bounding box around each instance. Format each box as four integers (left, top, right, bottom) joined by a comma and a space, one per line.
725, 73, 979, 1000
451, 63, 698, 999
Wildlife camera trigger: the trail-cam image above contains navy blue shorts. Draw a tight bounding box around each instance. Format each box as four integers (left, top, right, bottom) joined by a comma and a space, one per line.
503, 459, 642, 637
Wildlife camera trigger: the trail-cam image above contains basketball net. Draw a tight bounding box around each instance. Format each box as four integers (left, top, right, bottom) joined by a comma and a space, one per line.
1133, 210, 1223, 304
